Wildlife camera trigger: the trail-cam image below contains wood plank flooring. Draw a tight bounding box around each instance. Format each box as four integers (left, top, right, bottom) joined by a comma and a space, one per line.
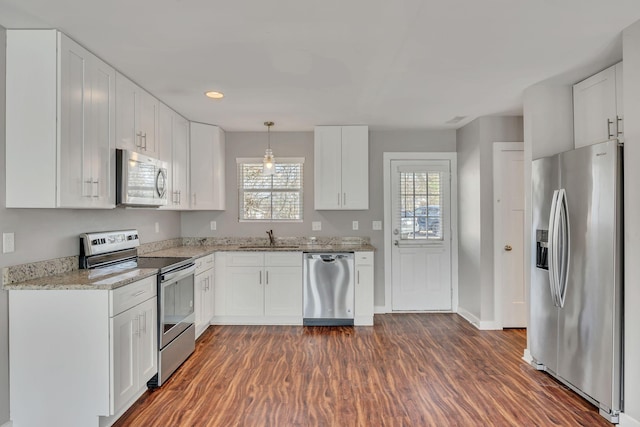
113, 314, 610, 426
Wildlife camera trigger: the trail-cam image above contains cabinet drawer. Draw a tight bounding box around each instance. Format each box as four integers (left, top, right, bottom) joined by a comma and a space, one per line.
226, 252, 264, 267
265, 252, 302, 267
355, 252, 373, 266
195, 254, 214, 272
110, 275, 157, 317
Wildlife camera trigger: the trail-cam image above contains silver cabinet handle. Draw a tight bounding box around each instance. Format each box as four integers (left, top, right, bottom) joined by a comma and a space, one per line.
266, 270, 269, 285
92, 180, 99, 198
83, 180, 92, 198
357, 270, 360, 284
338, 192, 341, 206
134, 316, 140, 337
132, 290, 146, 297
607, 118, 615, 139
178, 190, 181, 205
143, 132, 148, 150
617, 115, 624, 138
141, 311, 147, 334
343, 193, 346, 206
136, 131, 143, 148
259, 271, 262, 284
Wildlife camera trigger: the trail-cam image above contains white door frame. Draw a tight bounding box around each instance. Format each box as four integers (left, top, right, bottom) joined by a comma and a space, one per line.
383, 152, 458, 313
492, 142, 525, 329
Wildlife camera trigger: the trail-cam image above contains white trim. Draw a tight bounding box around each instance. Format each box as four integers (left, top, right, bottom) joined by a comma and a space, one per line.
383, 152, 458, 314
1, 420, 13, 427
457, 307, 480, 328
493, 142, 524, 330
620, 413, 640, 427
374, 305, 386, 314
522, 348, 533, 364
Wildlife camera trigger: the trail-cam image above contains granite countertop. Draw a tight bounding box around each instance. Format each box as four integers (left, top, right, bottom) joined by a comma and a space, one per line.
4, 265, 158, 291
4, 237, 375, 291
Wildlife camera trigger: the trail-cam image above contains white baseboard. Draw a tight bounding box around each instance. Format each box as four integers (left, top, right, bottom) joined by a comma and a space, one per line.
374, 305, 386, 314
621, 413, 640, 427
457, 308, 502, 330
1, 420, 13, 427
522, 348, 533, 364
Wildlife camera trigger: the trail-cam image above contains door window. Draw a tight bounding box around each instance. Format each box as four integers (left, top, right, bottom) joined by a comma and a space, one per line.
399, 171, 443, 241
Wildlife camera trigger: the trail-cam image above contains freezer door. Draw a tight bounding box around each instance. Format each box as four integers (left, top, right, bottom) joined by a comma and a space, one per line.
556, 140, 622, 412
530, 156, 560, 373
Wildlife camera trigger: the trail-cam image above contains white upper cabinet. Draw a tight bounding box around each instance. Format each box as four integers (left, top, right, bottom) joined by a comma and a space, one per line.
6, 30, 115, 209
189, 122, 226, 210
314, 125, 369, 210
158, 105, 190, 210
573, 62, 623, 149
116, 72, 159, 157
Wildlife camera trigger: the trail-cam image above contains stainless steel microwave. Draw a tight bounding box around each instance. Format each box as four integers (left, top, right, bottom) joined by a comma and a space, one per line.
116, 149, 168, 207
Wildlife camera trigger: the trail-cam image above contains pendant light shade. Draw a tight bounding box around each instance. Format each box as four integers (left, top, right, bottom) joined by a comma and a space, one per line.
263, 121, 276, 175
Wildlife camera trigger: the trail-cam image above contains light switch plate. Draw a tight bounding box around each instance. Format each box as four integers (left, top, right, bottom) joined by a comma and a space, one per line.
210, 221, 217, 231
3, 232, 15, 253
312, 221, 322, 231
352, 221, 359, 230
372, 221, 382, 231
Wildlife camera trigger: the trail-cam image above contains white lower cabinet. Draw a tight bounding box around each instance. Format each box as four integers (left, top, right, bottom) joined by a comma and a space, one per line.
355, 252, 375, 326
214, 252, 302, 324
194, 254, 215, 338
8, 276, 157, 427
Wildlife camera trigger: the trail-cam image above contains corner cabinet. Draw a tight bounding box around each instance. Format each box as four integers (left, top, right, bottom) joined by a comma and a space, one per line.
8, 276, 157, 427
189, 122, 226, 210
194, 254, 215, 338
573, 62, 623, 148
213, 252, 303, 324
314, 125, 369, 210
6, 30, 115, 208
115, 72, 159, 157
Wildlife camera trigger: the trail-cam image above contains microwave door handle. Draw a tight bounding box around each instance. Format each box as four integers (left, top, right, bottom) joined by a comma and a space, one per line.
156, 169, 167, 198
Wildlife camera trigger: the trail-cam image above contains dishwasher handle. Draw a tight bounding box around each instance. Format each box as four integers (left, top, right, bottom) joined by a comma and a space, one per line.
304, 253, 354, 262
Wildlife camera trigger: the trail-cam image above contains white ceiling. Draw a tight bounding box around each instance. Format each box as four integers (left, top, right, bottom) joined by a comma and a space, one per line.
2, 0, 640, 131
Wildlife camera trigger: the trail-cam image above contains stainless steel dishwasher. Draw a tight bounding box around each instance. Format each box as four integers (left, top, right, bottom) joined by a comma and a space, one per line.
303, 252, 355, 326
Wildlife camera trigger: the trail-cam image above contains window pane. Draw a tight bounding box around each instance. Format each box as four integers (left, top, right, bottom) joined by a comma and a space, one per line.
399, 171, 443, 241
238, 159, 303, 221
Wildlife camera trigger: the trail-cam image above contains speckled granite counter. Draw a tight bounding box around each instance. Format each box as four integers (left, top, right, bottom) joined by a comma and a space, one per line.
3, 236, 375, 291
3, 265, 158, 290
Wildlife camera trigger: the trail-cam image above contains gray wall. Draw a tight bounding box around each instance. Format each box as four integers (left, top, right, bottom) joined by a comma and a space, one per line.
456, 116, 524, 324
0, 25, 183, 424
181, 129, 457, 308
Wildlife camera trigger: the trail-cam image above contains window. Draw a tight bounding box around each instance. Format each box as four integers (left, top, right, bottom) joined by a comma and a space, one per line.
237, 158, 304, 221
399, 170, 443, 240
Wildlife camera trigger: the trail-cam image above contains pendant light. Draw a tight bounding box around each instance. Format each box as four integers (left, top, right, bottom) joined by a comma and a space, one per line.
263, 121, 276, 176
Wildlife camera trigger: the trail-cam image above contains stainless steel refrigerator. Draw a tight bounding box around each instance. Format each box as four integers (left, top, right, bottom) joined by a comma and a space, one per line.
531, 139, 623, 423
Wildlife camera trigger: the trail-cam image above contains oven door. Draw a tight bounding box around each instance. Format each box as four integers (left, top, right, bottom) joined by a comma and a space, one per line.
159, 265, 195, 348
116, 149, 168, 207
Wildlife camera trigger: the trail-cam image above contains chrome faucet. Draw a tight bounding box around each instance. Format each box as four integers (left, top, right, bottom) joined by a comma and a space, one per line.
267, 229, 275, 246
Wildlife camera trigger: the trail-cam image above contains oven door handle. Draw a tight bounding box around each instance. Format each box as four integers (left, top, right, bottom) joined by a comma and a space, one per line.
161, 264, 196, 283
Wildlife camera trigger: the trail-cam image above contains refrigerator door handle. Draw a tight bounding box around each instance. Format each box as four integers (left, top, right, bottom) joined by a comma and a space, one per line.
557, 189, 570, 308
548, 190, 560, 307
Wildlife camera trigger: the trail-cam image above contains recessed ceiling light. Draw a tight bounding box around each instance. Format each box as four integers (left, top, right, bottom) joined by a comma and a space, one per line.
205, 91, 224, 99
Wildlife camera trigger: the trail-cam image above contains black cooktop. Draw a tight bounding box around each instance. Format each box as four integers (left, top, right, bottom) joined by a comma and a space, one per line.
137, 257, 193, 273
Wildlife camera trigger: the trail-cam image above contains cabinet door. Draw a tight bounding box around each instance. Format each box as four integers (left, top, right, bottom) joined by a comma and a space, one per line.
58, 34, 91, 208
314, 126, 343, 209
139, 90, 158, 156
88, 54, 116, 208
355, 253, 374, 325
226, 266, 263, 316
137, 298, 157, 386
203, 271, 215, 324
341, 126, 369, 209
173, 115, 190, 209
573, 65, 617, 148
194, 271, 206, 336
264, 266, 302, 317
111, 307, 138, 414
190, 123, 225, 209
115, 72, 139, 152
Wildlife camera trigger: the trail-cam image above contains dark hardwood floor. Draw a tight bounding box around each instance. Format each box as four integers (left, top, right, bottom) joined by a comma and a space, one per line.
114, 314, 609, 426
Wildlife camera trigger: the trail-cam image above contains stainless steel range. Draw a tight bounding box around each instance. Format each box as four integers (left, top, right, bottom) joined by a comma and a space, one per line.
79, 229, 196, 388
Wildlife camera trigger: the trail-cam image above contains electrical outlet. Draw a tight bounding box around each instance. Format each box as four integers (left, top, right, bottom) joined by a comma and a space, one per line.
210, 221, 217, 231
155, 222, 160, 233
372, 221, 382, 231
352, 221, 359, 230
3, 232, 15, 253
312, 221, 322, 231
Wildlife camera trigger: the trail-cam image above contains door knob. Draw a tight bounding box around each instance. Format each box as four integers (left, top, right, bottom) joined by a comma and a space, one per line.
394, 240, 399, 247
504, 245, 512, 251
